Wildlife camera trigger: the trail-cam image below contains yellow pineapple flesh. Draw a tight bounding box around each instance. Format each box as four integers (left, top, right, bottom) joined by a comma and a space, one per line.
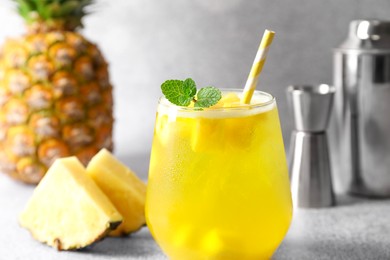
0, 0, 114, 184
87, 149, 147, 236
19, 157, 123, 250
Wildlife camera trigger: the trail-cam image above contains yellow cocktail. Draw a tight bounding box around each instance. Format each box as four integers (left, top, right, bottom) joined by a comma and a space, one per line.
146, 90, 292, 259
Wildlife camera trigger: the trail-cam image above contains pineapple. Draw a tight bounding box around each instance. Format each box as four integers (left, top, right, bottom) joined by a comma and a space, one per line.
0, 0, 114, 184
87, 149, 147, 236
19, 157, 123, 250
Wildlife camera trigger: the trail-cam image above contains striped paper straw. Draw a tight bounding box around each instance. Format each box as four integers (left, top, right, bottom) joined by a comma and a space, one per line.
241, 29, 275, 104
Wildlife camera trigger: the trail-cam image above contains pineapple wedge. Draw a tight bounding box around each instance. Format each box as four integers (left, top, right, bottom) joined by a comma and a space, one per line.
19, 157, 123, 250
87, 149, 147, 236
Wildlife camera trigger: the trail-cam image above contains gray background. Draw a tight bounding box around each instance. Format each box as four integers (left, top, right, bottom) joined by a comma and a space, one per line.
0, 0, 390, 157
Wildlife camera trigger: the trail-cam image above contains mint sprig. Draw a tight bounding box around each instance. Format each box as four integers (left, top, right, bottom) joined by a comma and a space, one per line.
161, 78, 221, 108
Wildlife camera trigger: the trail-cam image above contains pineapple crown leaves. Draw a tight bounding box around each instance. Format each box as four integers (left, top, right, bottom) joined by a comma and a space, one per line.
13, 0, 95, 31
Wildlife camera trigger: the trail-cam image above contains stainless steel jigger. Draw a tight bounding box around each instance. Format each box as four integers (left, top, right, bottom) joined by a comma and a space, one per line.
287, 84, 336, 208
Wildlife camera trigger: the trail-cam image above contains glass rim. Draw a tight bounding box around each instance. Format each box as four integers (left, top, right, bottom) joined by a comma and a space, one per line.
158, 88, 275, 112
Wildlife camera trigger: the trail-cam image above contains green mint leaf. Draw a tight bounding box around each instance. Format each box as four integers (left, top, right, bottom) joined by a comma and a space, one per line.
161, 79, 195, 106
194, 87, 222, 108
183, 78, 197, 97
161, 79, 222, 108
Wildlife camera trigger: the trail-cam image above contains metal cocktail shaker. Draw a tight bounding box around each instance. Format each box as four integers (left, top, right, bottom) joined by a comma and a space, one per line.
332, 20, 390, 197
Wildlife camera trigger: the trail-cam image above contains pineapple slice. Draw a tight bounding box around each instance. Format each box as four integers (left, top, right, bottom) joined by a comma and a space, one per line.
87, 149, 147, 236
212, 92, 241, 108
19, 157, 123, 250
191, 118, 225, 152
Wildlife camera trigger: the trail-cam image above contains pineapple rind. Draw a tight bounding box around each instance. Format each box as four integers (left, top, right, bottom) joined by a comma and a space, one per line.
0, 30, 114, 184
19, 157, 123, 250
87, 149, 147, 237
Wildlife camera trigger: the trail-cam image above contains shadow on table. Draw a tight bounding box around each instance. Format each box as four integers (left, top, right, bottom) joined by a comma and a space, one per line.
71, 227, 164, 258
334, 193, 390, 207
335, 193, 367, 207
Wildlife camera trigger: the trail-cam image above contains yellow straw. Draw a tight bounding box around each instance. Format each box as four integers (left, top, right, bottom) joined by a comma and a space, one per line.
241, 29, 275, 104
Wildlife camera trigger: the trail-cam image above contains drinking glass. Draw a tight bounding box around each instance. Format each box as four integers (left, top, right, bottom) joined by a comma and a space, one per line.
146, 89, 292, 259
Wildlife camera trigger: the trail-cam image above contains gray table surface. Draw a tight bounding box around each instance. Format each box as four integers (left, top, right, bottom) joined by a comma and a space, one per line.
1, 153, 390, 260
